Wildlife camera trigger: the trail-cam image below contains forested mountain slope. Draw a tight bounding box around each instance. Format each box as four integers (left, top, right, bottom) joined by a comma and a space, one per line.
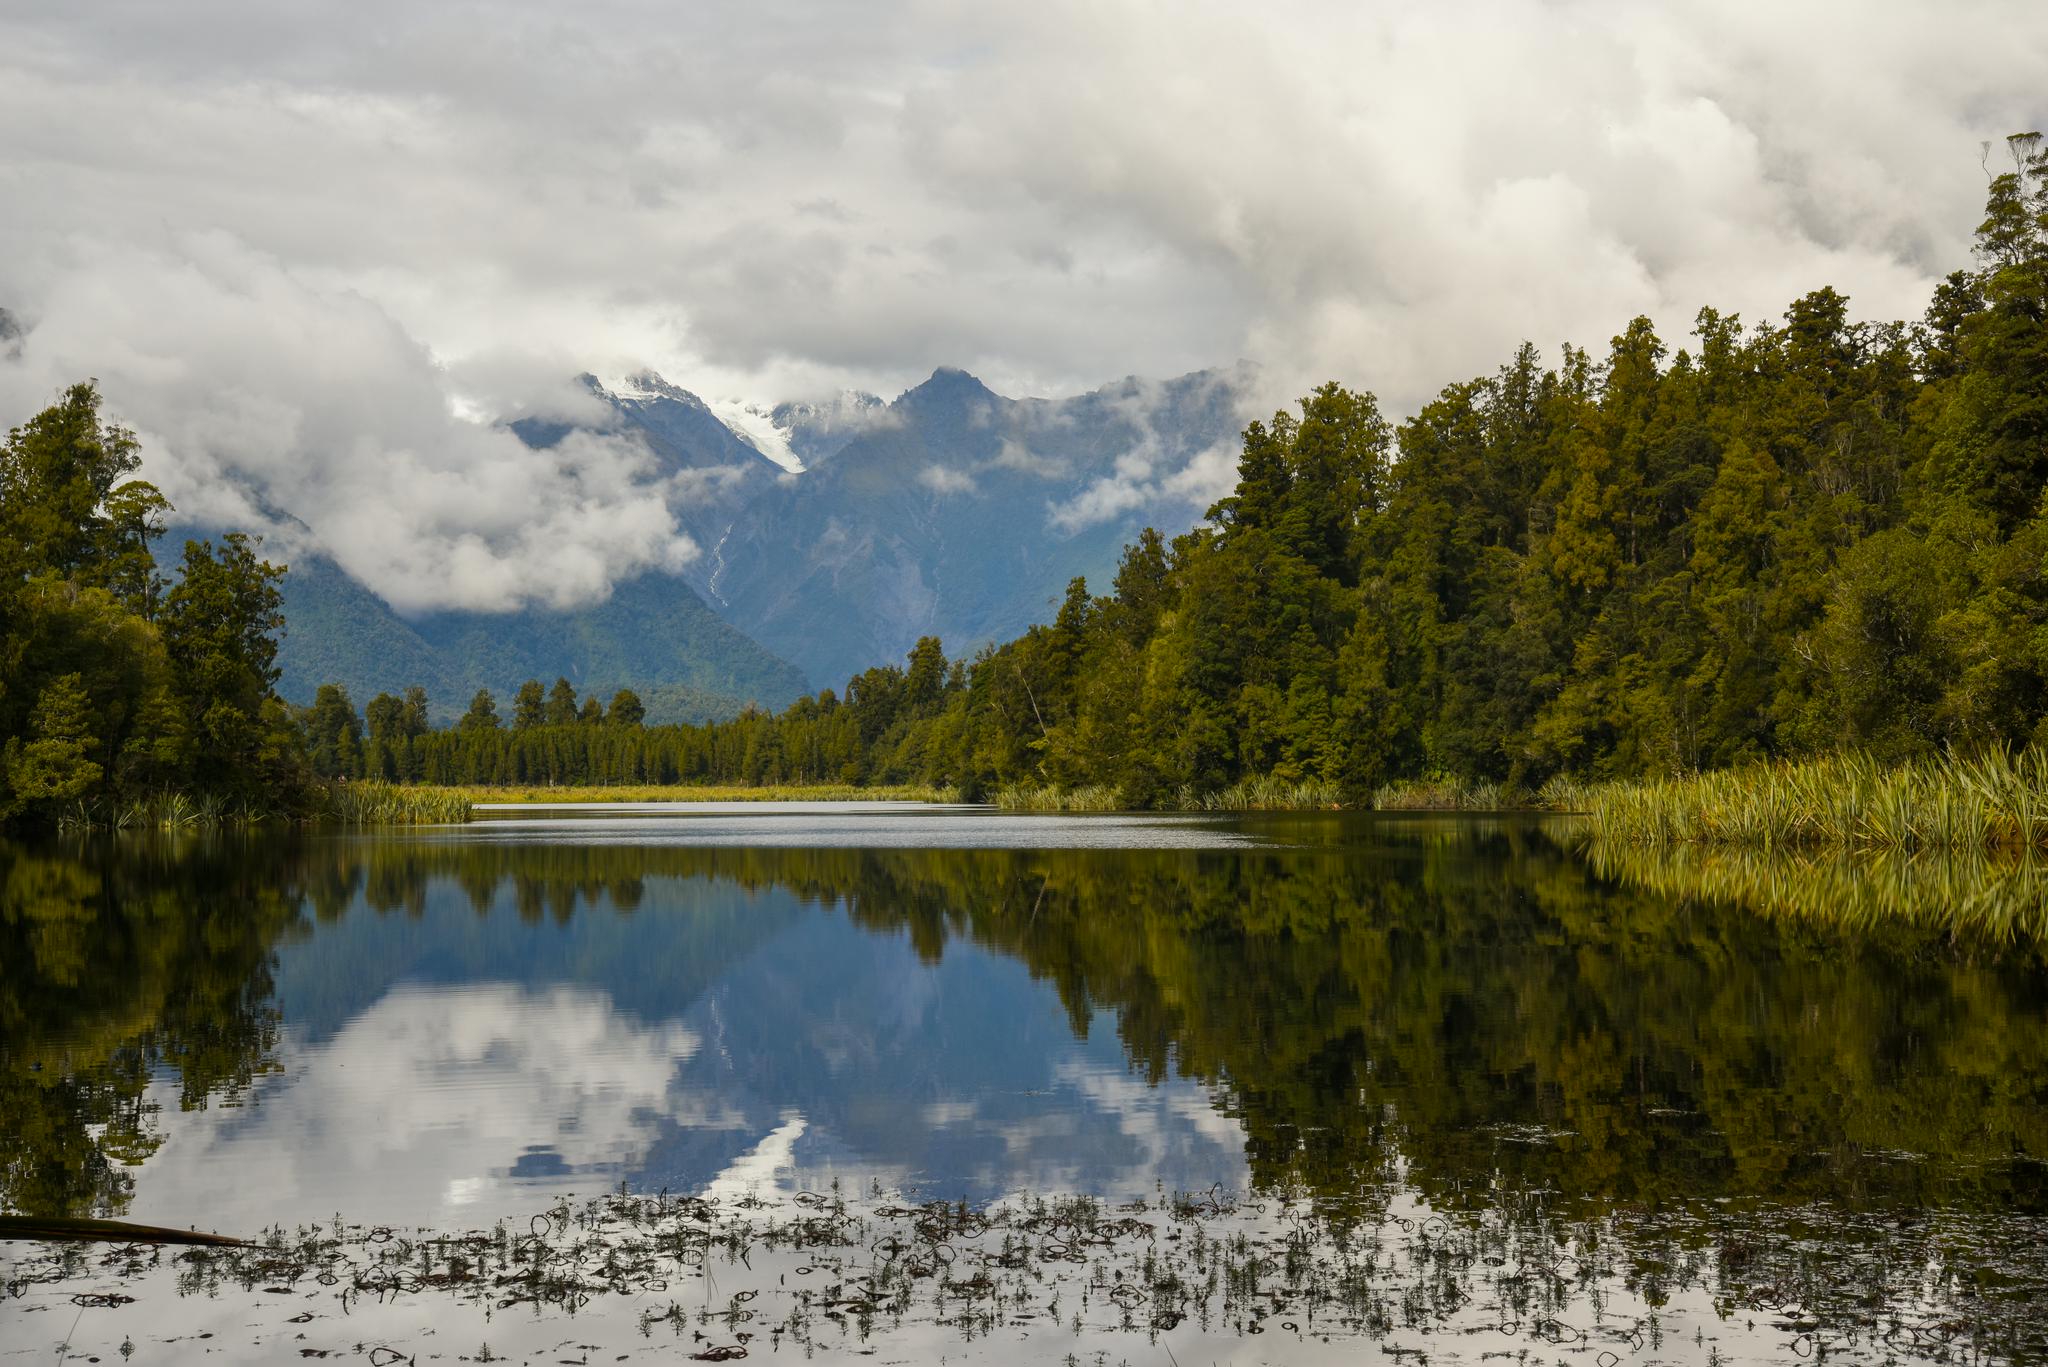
268, 550, 809, 726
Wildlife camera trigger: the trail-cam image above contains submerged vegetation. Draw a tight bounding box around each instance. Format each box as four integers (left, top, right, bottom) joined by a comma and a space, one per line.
7, 1184, 2044, 1366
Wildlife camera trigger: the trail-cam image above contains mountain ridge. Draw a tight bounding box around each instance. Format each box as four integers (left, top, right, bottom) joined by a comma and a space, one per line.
200, 360, 1253, 713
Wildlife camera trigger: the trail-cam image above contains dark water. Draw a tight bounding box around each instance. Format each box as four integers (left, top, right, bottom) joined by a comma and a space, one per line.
4, 806, 2046, 1363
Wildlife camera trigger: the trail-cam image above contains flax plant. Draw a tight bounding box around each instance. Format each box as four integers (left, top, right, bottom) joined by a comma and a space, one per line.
1575, 748, 2048, 852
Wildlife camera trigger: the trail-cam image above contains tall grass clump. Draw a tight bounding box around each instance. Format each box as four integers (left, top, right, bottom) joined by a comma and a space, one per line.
994, 783, 1124, 812
55, 791, 269, 832
322, 781, 473, 826
1370, 778, 1547, 811
443, 782, 962, 805
1578, 747, 2048, 852
1178, 776, 1341, 811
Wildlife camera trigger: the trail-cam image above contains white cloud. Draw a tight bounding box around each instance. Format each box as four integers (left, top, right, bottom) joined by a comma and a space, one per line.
989, 438, 1069, 479
1047, 473, 1150, 534
1, 0, 2042, 599
0, 233, 697, 613
918, 464, 978, 495
1045, 374, 1242, 532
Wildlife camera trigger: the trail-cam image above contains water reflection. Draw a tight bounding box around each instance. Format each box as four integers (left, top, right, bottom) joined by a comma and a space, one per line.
1581, 831, 2048, 942
3, 820, 2045, 1236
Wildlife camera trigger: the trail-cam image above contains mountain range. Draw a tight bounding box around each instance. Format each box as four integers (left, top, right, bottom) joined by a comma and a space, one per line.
0, 333, 1237, 721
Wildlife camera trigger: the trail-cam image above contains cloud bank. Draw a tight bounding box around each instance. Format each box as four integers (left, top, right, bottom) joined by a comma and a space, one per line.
0, 234, 696, 613
1, 0, 2040, 609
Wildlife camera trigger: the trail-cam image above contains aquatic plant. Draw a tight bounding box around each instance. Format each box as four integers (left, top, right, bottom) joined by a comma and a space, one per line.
5, 1185, 2041, 1365
1178, 776, 1342, 811
1369, 778, 1543, 811
441, 781, 963, 805
993, 783, 1125, 812
1572, 747, 2048, 851
53, 791, 263, 832
319, 781, 473, 826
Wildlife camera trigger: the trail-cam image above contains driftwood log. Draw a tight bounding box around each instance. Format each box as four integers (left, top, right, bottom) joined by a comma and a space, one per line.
0, 1213, 246, 1246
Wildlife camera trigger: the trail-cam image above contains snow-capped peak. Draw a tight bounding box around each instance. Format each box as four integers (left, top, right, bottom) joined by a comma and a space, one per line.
591, 370, 805, 475
707, 398, 805, 475
603, 369, 705, 407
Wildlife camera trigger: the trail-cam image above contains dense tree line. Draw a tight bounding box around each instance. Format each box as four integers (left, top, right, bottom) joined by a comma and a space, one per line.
369, 136, 2048, 800
0, 383, 307, 826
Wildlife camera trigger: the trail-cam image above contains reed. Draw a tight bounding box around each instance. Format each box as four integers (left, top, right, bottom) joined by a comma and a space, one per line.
1369, 777, 1542, 811
993, 783, 1124, 812
320, 781, 473, 825
437, 781, 963, 805
1178, 775, 1342, 811
55, 791, 270, 832
1573, 747, 2048, 851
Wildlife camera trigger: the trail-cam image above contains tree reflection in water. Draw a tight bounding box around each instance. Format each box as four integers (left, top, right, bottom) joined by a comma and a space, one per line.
1, 820, 2044, 1361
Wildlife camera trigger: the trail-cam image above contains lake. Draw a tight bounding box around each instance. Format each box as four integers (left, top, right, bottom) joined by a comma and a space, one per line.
3, 805, 2045, 1364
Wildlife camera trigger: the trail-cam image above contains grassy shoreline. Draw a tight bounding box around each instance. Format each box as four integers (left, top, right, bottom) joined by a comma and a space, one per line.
991, 776, 1542, 813
440, 781, 964, 806
53, 750, 2048, 847
1569, 749, 2048, 852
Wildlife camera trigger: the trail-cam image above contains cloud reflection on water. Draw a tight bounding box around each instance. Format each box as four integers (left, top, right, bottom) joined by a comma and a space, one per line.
126, 902, 1248, 1230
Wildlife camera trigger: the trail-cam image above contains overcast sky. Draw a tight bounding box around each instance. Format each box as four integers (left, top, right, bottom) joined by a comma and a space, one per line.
1, 0, 2042, 611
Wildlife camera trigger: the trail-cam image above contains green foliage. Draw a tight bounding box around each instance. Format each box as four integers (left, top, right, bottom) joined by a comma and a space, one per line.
0, 386, 310, 828
1574, 746, 2048, 852
606, 688, 646, 727
512, 678, 546, 730
0, 381, 166, 615
317, 781, 472, 825
157, 535, 300, 799
4, 675, 104, 811
459, 688, 500, 731
545, 676, 579, 726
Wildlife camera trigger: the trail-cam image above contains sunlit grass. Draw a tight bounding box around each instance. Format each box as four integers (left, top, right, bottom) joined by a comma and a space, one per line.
992, 783, 1125, 812
1181, 776, 1342, 811
1571, 748, 2048, 851
320, 781, 473, 825
436, 781, 964, 805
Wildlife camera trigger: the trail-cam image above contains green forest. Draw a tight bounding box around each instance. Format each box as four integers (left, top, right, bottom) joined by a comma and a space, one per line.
307, 134, 2048, 802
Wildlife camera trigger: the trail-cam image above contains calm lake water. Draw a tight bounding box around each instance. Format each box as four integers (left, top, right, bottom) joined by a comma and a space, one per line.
3, 806, 2045, 1363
